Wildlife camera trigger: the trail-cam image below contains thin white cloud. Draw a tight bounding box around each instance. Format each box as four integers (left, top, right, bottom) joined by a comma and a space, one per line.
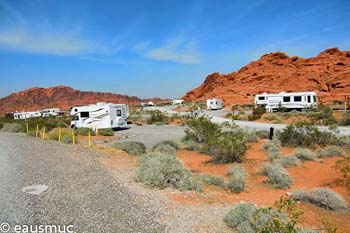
139, 38, 200, 64
0, 28, 99, 55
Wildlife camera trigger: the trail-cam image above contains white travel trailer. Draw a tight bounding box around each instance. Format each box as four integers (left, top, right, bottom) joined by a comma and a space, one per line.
147, 101, 154, 106
14, 111, 42, 120
41, 108, 61, 117
255, 91, 317, 111
172, 99, 184, 105
70, 102, 128, 130
206, 98, 223, 110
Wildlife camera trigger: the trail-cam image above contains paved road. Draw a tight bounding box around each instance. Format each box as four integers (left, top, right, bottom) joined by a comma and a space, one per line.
117, 125, 186, 149
0, 133, 163, 233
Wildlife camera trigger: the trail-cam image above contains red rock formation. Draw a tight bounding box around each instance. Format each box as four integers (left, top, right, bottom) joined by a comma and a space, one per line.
0, 86, 168, 113
183, 48, 350, 105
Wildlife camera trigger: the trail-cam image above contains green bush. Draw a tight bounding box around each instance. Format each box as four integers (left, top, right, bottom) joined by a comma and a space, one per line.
113, 141, 146, 156
292, 148, 317, 161
251, 207, 289, 232
77, 127, 96, 136
146, 111, 169, 125
311, 104, 337, 125
310, 188, 347, 211
135, 153, 202, 191
281, 155, 301, 168
264, 163, 293, 189
339, 111, 350, 126
227, 165, 248, 193
152, 140, 178, 150
98, 128, 115, 136
183, 116, 221, 144
317, 146, 343, 158
224, 203, 257, 233
278, 122, 337, 147
199, 174, 225, 188
56, 121, 68, 128
0, 122, 3, 129
248, 106, 265, 121
0, 123, 24, 133
153, 144, 176, 156
180, 138, 201, 151
47, 128, 76, 144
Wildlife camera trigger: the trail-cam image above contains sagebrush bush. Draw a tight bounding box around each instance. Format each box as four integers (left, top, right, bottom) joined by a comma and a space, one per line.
0, 123, 24, 133
47, 128, 77, 144
77, 127, 96, 136
135, 153, 202, 191
227, 165, 248, 193
280, 155, 301, 168
293, 148, 317, 161
278, 122, 337, 147
224, 203, 257, 233
146, 111, 169, 125
98, 128, 115, 136
264, 163, 293, 189
317, 146, 343, 158
252, 207, 289, 232
310, 188, 347, 210
113, 141, 146, 156
291, 189, 310, 202
153, 140, 178, 150
262, 138, 281, 151
153, 144, 176, 156
199, 174, 225, 188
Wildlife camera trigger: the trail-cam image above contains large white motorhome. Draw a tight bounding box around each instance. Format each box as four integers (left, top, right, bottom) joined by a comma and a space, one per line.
172, 99, 184, 105
255, 91, 317, 111
206, 98, 223, 110
70, 102, 128, 129
41, 108, 61, 117
14, 111, 42, 120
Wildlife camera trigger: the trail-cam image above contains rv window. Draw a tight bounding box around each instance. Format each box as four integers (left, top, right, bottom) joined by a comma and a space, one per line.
294, 96, 302, 102
80, 112, 90, 118
283, 96, 291, 102
313, 96, 316, 103
258, 96, 265, 100
116, 110, 122, 116
307, 96, 311, 103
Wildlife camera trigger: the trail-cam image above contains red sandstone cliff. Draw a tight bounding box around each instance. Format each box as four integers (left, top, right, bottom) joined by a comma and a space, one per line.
183, 48, 350, 105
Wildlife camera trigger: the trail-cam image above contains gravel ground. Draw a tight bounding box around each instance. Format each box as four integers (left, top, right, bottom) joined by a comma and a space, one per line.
0, 133, 163, 233
116, 125, 186, 149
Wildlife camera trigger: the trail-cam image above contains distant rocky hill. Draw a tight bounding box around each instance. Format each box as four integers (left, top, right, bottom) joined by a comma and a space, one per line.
183, 48, 350, 106
0, 86, 167, 113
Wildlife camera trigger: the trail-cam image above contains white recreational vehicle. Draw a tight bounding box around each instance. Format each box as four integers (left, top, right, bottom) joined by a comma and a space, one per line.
70, 102, 128, 129
206, 98, 223, 110
255, 91, 317, 111
14, 111, 42, 120
41, 108, 61, 117
172, 99, 184, 105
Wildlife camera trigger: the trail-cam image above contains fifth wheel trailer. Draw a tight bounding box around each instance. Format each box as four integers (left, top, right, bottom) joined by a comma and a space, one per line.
70, 102, 128, 130
14, 111, 42, 120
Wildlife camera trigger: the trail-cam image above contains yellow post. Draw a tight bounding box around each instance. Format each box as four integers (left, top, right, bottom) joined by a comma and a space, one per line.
88, 129, 91, 148
36, 124, 39, 138
42, 126, 45, 140
95, 125, 99, 136
72, 129, 75, 145
26, 122, 29, 135
58, 128, 62, 142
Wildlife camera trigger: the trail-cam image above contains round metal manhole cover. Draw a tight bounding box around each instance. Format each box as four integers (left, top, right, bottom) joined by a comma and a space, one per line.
22, 185, 48, 195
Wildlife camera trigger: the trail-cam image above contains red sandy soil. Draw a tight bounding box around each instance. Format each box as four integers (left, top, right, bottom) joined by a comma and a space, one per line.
183, 48, 350, 106
174, 141, 350, 232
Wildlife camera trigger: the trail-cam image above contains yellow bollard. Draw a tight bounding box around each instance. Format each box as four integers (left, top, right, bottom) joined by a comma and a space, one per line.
42, 126, 45, 140
72, 129, 75, 145
58, 128, 62, 142
26, 122, 29, 135
36, 124, 39, 138
88, 129, 91, 148
95, 125, 99, 136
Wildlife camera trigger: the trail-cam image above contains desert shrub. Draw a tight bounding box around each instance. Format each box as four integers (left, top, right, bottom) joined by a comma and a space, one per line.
146, 110, 169, 125
98, 128, 115, 136
248, 106, 265, 121
278, 122, 337, 147
27, 130, 37, 137
153, 144, 176, 156
0, 122, 3, 129
311, 104, 337, 126
339, 111, 350, 126
224, 203, 257, 233
263, 138, 283, 161
247, 131, 259, 142
199, 174, 225, 188
264, 163, 293, 189
227, 165, 248, 193
77, 127, 96, 136
292, 148, 317, 161
334, 156, 350, 192
56, 121, 68, 128
336, 135, 350, 148
0, 123, 24, 133
255, 130, 269, 139
263, 114, 280, 122
135, 153, 202, 191
262, 138, 281, 151
317, 146, 343, 158
152, 140, 178, 150
180, 138, 201, 151
47, 128, 76, 143
310, 188, 347, 211
183, 116, 221, 144
281, 155, 301, 168
61, 134, 78, 144
113, 141, 146, 156
252, 207, 289, 232
291, 189, 310, 202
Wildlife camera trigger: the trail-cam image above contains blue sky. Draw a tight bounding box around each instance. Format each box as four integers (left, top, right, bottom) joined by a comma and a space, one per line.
0, 0, 349, 98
